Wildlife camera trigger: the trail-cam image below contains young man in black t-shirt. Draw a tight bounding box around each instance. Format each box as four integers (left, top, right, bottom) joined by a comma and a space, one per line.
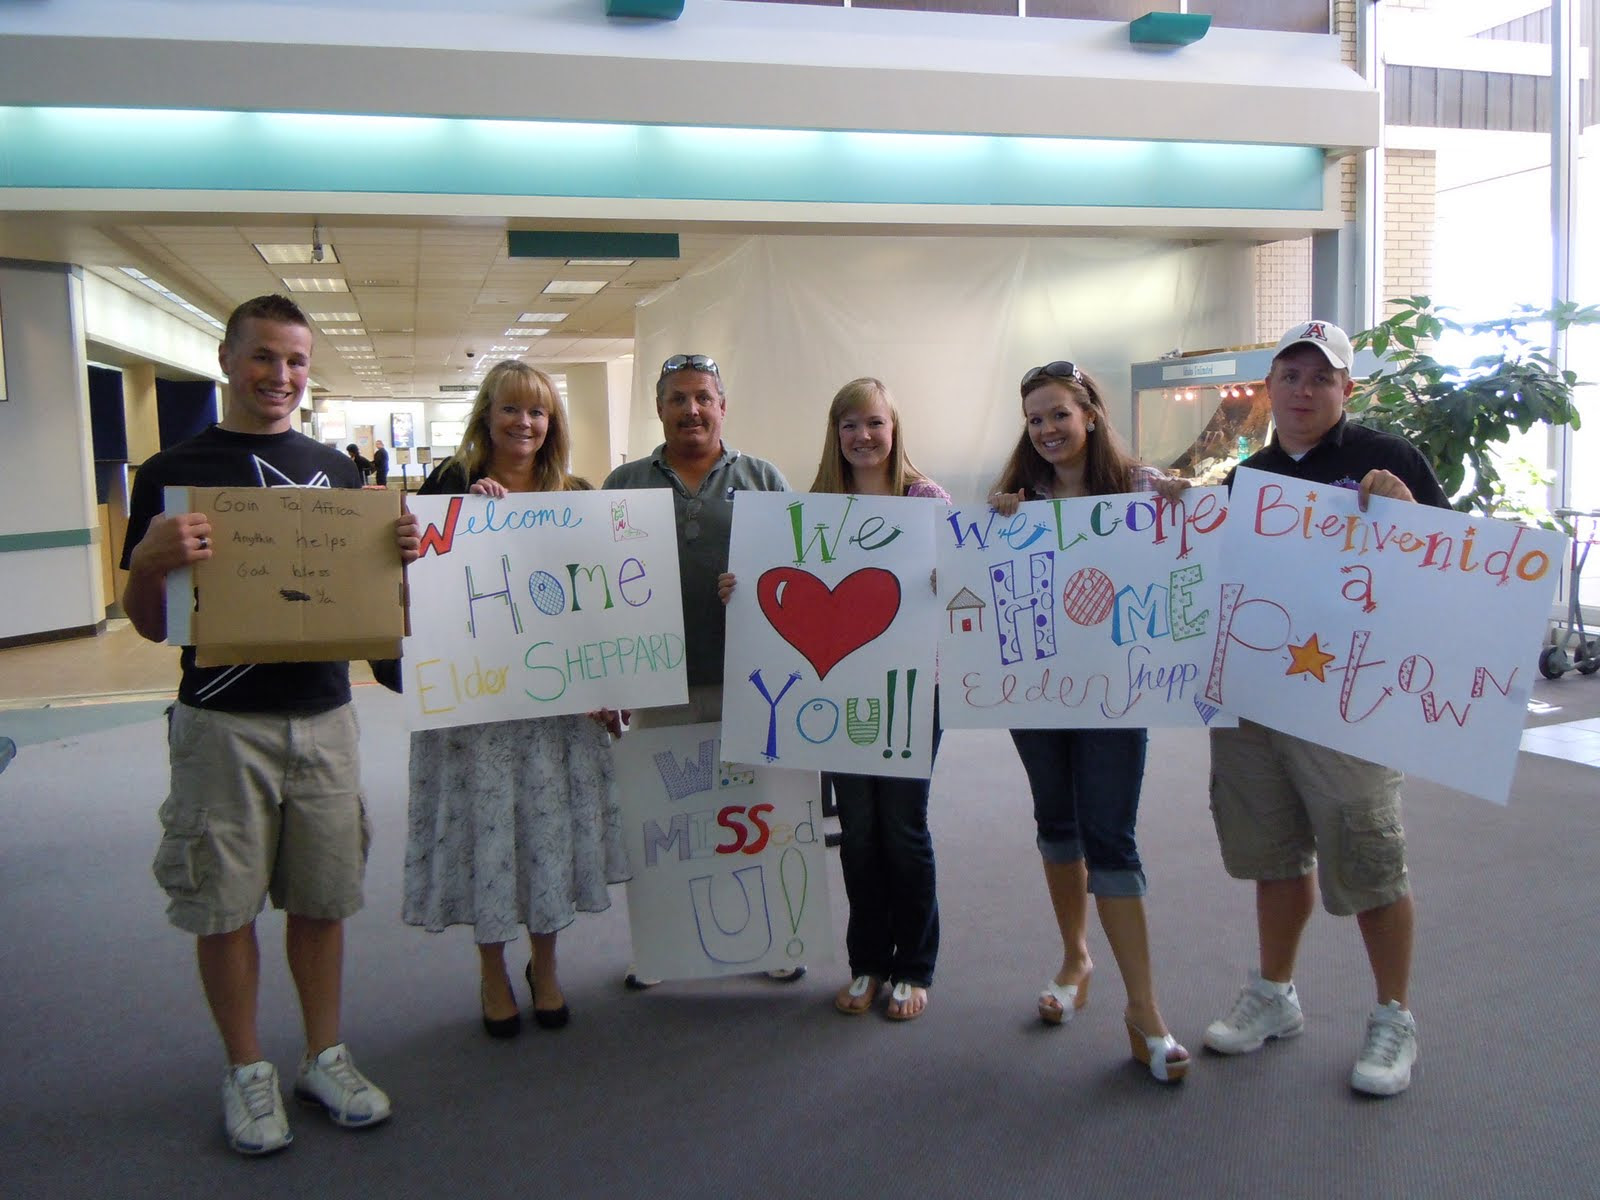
1202, 320, 1449, 1099
121, 295, 420, 1155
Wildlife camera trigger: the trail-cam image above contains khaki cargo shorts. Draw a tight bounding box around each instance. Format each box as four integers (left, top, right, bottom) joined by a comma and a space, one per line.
1209, 720, 1408, 917
153, 702, 371, 935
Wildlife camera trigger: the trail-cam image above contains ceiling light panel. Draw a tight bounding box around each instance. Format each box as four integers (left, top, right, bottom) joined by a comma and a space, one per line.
255, 242, 340, 265
334, 343, 374, 352
282, 276, 350, 293
541, 281, 606, 295
309, 311, 360, 322
505, 327, 549, 336
565, 258, 635, 266
320, 326, 366, 336
517, 312, 568, 323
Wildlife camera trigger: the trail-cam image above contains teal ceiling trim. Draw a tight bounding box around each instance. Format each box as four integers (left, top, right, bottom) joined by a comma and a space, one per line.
0, 528, 95, 554
1129, 12, 1213, 46
508, 231, 680, 258
0, 107, 1325, 212
605, 0, 685, 17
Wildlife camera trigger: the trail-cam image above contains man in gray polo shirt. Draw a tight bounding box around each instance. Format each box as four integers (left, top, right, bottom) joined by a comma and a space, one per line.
604, 352, 801, 985
604, 353, 788, 720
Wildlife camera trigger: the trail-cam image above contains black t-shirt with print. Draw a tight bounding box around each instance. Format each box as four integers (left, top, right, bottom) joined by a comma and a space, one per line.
122, 425, 365, 713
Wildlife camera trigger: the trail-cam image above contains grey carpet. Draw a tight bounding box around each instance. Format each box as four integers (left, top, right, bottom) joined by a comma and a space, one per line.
3, 678, 1599, 1198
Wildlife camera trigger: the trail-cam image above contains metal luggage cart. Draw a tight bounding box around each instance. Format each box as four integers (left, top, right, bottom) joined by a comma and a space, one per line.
1539, 508, 1600, 679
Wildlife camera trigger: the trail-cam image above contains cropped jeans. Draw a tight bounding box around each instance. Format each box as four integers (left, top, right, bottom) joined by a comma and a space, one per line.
1008, 727, 1149, 898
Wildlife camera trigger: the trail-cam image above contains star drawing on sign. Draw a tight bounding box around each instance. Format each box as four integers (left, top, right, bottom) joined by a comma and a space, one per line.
1306, 490, 1318, 502
1285, 634, 1336, 682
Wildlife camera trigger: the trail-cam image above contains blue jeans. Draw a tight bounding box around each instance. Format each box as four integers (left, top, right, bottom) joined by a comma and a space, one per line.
828, 707, 942, 987
1008, 727, 1148, 898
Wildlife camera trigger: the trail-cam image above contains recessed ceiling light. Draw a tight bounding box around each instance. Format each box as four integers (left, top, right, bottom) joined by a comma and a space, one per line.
320, 326, 366, 336
343, 354, 377, 360
541, 281, 605, 295
517, 312, 568, 323
255, 242, 340, 265
488, 345, 529, 353
282, 276, 350, 293
309, 311, 361, 322
505, 327, 550, 336
565, 258, 634, 266
113, 267, 225, 331
334, 343, 373, 352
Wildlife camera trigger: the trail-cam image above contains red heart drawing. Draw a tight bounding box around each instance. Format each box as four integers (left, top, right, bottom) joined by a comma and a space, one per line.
756, 567, 902, 681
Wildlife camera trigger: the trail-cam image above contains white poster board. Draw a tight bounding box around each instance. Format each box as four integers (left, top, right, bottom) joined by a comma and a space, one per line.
723, 492, 942, 777
1205, 468, 1564, 803
614, 723, 833, 981
936, 489, 1233, 729
404, 489, 687, 729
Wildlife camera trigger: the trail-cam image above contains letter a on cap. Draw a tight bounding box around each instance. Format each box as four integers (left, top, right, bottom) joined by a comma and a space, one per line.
1302, 322, 1328, 342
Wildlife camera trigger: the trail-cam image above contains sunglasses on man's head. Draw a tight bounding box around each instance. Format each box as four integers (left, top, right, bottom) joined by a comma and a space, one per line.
660, 354, 719, 378
1021, 361, 1089, 394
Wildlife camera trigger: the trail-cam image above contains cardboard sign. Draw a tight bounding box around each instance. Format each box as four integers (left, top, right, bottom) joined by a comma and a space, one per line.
936, 488, 1233, 729
614, 723, 833, 981
1206, 468, 1564, 803
723, 492, 942, 777
404, 489, 687, 729
164, 485, 404, 665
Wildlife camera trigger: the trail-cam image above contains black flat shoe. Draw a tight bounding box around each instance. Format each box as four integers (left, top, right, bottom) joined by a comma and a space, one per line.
526, 961, 571, 1030
481, 984, 522, 1040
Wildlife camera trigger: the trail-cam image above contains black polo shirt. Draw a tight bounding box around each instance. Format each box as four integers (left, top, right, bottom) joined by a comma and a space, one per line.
1227, 415, 1451, 511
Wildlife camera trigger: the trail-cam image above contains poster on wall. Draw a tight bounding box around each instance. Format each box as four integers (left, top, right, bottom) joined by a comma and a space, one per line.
429, 419, 466, 454
1205, 467, 1564, 804
391, 411, 414, 449
614, 722, 832, 982
723, 492, 943, 778
936, 488, 1233, 730
404, 488, 687, 729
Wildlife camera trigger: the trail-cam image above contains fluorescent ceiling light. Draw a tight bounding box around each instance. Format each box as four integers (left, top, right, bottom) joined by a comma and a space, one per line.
255, 242, 340, 265
334, 343, 373, 352
282, 276, 350, 293
565, 258, 634, 266
517, 312, 568, 323
541, 281, 605, 295
320, 326, 365, 336
309, 311, 361, 322
505, 327, 550, 336
343, 354, 377, 360
488, 344, 529, 353
115, 267, 226, 331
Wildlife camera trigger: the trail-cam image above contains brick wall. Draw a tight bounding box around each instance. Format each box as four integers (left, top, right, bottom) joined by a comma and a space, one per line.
1382, 148, 1436, 305
1253, 238, 1314, 342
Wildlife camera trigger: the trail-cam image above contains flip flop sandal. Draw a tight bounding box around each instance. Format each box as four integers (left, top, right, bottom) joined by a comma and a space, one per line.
834, 974, 881, 1015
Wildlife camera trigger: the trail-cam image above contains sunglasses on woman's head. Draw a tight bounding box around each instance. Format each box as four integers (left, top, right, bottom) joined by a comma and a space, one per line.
1020, 361, 1086, 393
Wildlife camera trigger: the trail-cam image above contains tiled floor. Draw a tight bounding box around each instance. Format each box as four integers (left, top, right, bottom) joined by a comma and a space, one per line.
1519, 716, 1600, 768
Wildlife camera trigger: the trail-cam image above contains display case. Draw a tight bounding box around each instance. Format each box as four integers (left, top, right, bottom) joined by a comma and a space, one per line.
1129, 343, 1379, 484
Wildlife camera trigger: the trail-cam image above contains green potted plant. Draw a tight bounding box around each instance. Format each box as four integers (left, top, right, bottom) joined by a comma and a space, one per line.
1347, 295, 1600, 678
1347, 295, 1599, 518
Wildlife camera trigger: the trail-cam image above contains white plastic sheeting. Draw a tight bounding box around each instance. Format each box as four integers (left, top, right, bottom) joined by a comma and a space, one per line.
629, 235, 1253, 503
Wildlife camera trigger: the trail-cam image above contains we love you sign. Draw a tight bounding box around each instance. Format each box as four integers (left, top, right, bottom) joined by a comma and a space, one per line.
723, 493, 944, 778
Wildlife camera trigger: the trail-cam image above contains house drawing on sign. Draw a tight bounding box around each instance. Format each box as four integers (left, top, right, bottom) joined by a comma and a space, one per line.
947, 587, 986, 634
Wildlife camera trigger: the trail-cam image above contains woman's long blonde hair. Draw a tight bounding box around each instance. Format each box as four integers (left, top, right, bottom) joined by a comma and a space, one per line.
449, 360, 583, 491
993, 368, 1140, 499
808, 377, 930, 496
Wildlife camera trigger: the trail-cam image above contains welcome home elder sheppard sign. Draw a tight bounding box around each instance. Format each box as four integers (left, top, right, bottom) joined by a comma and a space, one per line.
403, 489, 687, 729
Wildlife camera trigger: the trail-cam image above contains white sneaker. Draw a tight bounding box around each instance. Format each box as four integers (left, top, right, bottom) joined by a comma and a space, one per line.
1203, 969, 1305, 1055
292, 1044, 392, 1128
222, 1061, 292, 1156
1351, 1000, 1418, 1096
